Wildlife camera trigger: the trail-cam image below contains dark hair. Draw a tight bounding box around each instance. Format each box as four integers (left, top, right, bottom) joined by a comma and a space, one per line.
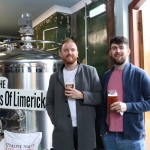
110, 36, 129, 48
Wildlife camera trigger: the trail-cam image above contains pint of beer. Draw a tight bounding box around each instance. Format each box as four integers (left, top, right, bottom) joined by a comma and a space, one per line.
107, 90, 118, 106
65, 78, 75, 88
66, 83, 74, 88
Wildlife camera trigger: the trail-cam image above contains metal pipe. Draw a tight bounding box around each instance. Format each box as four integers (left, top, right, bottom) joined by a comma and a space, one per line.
43, 27, 58, 49
85, 3, 88, 65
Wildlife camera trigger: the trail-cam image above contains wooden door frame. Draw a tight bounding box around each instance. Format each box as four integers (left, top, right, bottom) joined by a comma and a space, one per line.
128, 0, 146, 65
106, 0, 147, 68
106, 0, 115, 69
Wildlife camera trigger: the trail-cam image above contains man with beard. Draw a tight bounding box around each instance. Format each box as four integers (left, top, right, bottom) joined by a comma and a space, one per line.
100, 36, 150, 150
46, 38, 102, 150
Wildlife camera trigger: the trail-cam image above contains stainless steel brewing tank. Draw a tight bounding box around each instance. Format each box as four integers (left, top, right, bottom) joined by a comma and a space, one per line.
0, 47, 62, 150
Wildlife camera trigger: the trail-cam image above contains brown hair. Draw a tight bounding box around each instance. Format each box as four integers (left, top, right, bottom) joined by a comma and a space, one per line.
61, 38, 77, 51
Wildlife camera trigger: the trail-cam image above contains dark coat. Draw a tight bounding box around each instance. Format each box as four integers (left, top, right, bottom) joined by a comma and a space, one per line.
46, 62, 102, 150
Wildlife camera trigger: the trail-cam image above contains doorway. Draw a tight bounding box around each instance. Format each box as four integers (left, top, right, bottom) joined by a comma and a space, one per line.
129, 0, 150, 149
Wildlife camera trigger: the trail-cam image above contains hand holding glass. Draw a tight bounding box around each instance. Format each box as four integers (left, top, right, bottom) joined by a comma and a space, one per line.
107, 90, 123, 115
107, 90, 118, 107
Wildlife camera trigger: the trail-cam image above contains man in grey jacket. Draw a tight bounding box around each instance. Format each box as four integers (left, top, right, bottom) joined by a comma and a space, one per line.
46, 38, 102, 150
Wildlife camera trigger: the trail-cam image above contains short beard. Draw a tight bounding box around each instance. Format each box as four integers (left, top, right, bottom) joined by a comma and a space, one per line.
110, 57, 125, 65
63, 57, 78, 64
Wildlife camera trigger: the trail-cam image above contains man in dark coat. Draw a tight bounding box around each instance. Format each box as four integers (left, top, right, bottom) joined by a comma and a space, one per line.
46, 38, 102, 150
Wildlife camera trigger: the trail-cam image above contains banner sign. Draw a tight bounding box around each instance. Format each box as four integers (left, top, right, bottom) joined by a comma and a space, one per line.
0, 77, 47, 111
0, 77, 8, 89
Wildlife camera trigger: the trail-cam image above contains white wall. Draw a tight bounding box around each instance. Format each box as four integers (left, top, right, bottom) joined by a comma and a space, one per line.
33, 0, 92, 28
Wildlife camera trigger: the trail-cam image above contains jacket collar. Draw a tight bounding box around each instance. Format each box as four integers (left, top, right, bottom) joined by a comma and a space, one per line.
103, 62, 130, 106
59, 60, 81, 71
110, 62, 129, 72
57, 60, 81, 87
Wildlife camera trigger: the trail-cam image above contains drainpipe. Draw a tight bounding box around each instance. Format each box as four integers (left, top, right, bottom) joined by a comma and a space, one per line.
84, 3, 88, 65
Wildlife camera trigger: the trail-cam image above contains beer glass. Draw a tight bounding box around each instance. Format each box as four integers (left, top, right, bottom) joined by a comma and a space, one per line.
65, 79, 74, 88
107, 90, 118, 107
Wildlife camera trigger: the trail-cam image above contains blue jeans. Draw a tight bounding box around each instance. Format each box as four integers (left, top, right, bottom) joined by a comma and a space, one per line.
102, 132, 145, 150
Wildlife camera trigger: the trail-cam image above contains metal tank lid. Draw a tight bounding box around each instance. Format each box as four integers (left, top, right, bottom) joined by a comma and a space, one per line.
0, 47, 61, 62
0, 12, 62, 62
0, 47, 62, 73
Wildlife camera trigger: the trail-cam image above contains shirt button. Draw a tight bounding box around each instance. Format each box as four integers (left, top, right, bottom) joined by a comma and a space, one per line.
68, 114, 70, 117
